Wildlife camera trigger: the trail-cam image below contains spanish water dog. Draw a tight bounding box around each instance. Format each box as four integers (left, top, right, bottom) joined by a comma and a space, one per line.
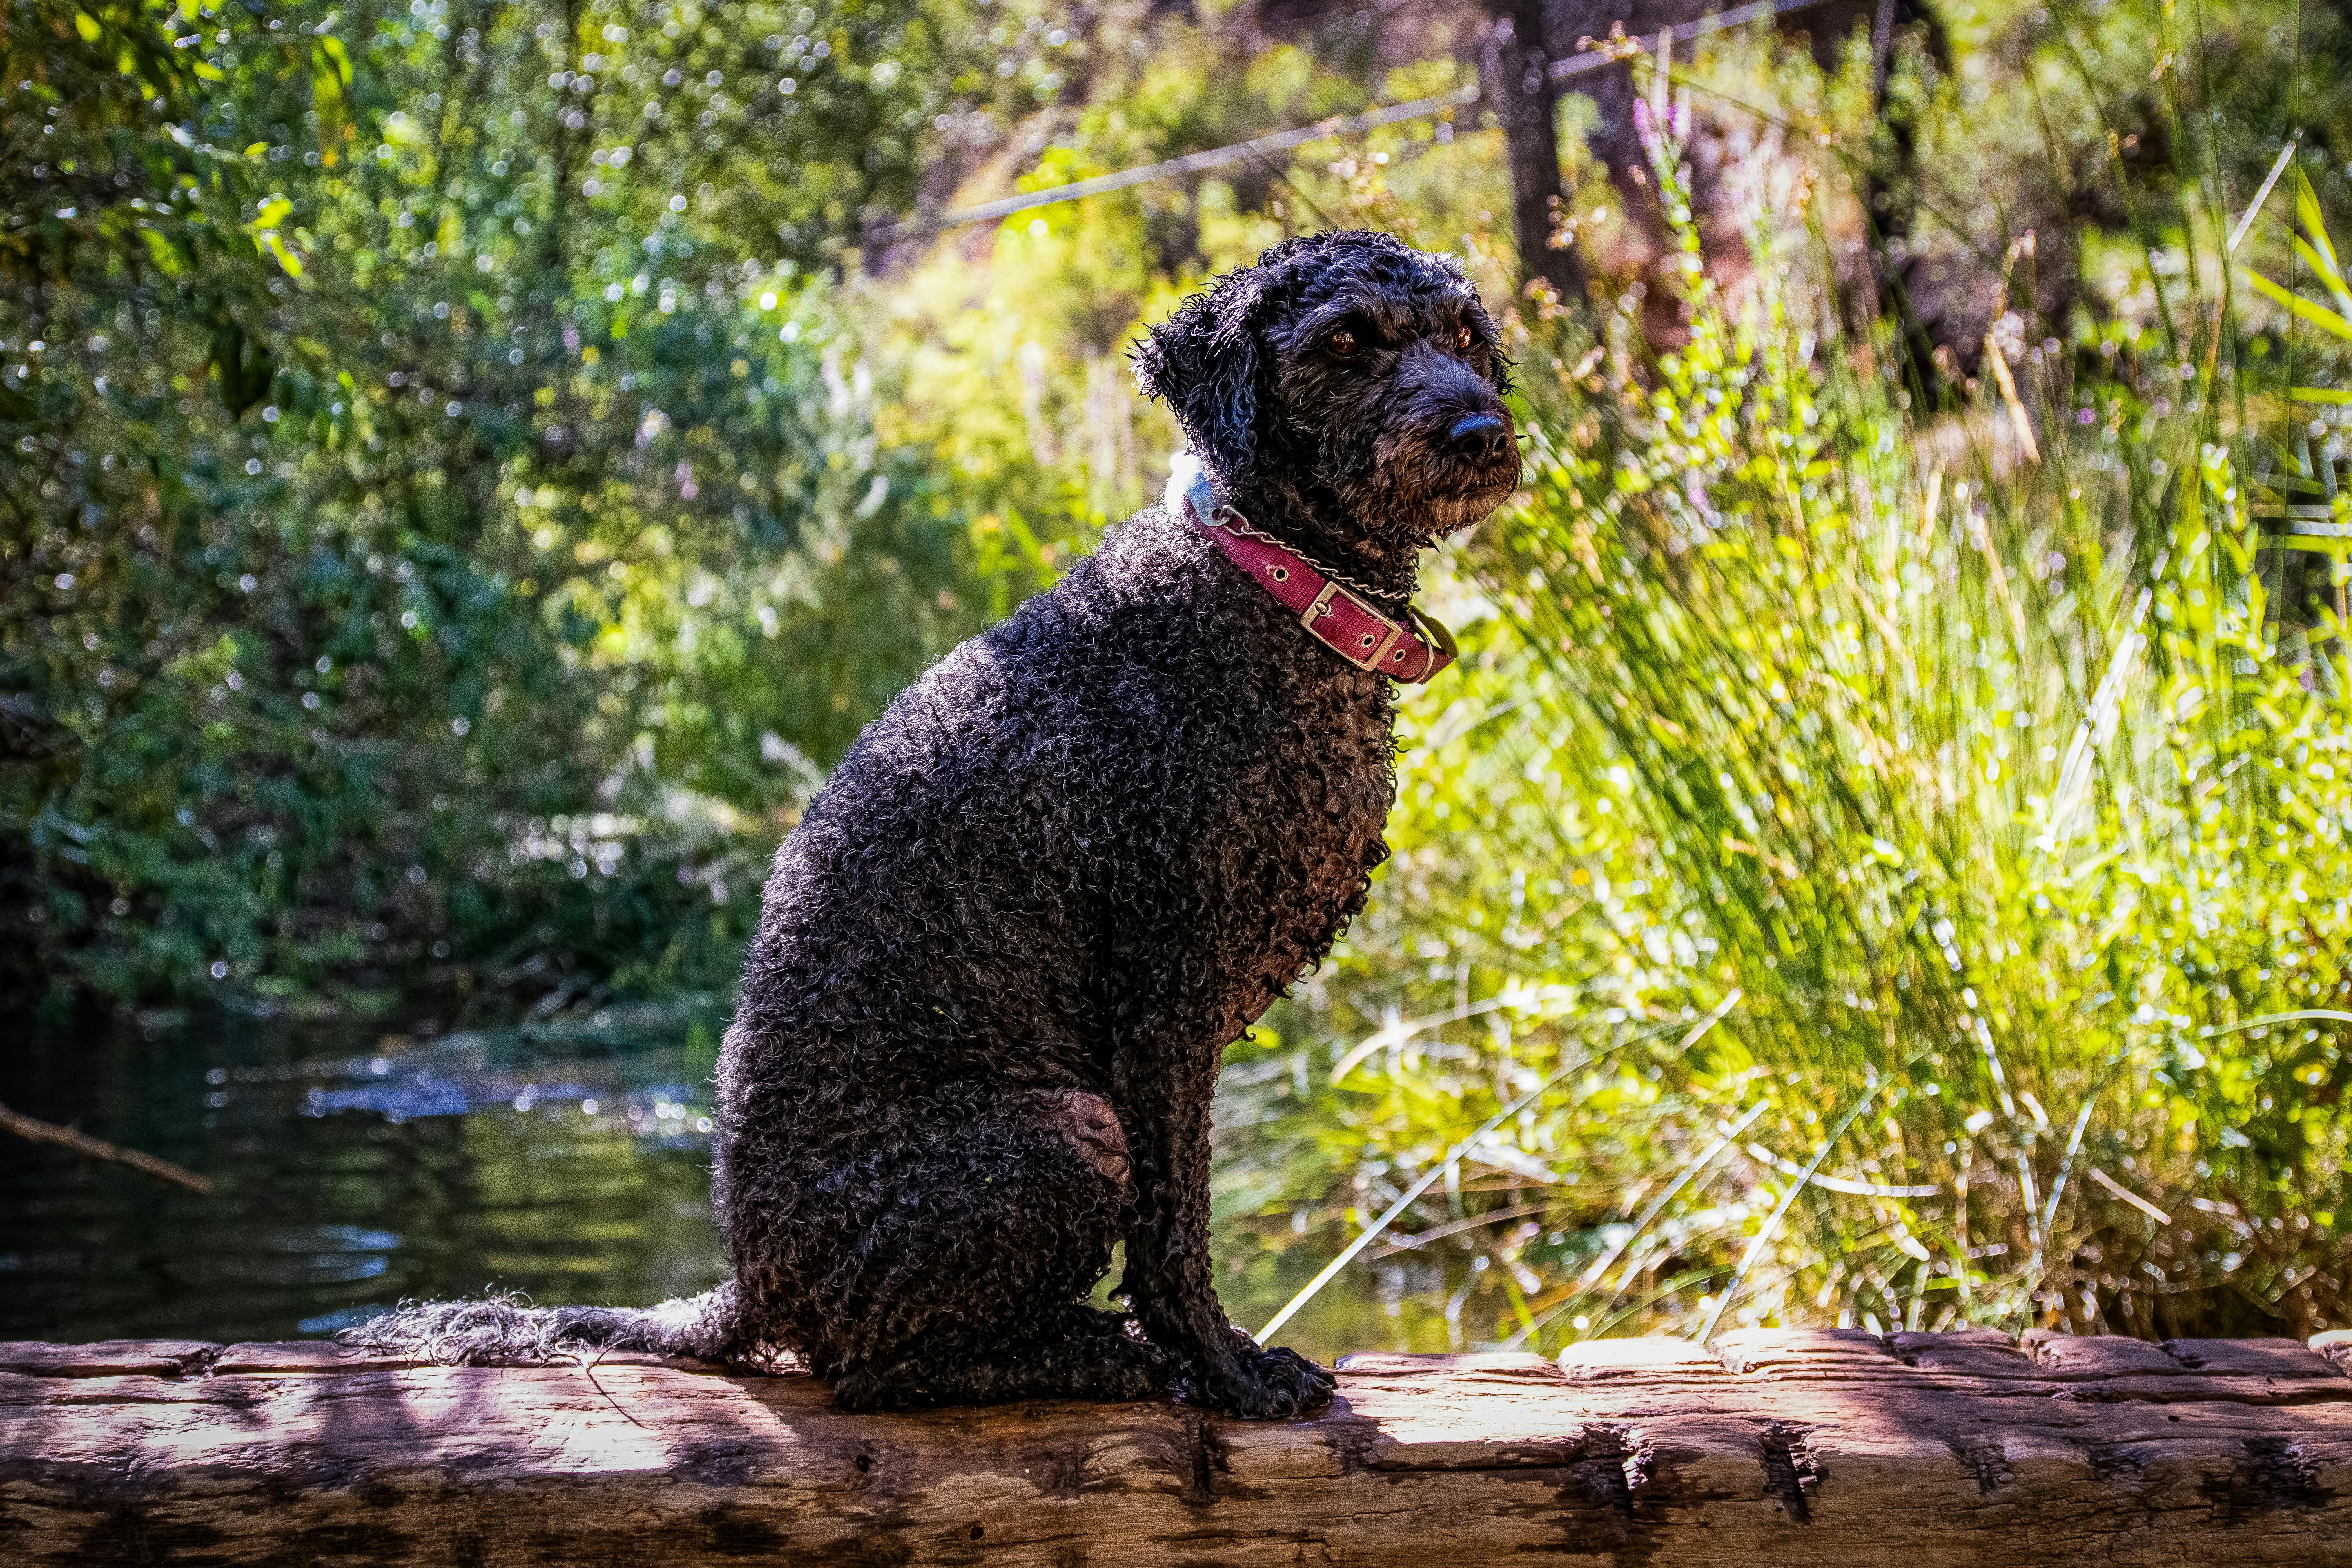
353, 229, 1522, 1419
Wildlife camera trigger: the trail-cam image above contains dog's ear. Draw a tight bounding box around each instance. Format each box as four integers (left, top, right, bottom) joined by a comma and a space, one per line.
1132, 268, 1269, 481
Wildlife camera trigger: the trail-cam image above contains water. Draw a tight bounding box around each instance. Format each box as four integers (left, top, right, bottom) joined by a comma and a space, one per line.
2, 1006, 1487, 1363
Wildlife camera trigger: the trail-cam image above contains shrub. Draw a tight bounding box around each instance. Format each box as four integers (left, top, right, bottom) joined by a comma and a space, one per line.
1226, 88, 2352, 1346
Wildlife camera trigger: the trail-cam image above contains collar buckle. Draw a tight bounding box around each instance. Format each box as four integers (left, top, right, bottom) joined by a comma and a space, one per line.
1303, 580, 1406, 671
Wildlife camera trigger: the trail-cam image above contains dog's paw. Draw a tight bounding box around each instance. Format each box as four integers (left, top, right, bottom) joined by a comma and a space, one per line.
1189, 1344, 1337, 1419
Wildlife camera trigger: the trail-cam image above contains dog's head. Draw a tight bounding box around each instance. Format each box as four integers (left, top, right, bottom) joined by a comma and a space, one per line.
1134, 231, 1519, 546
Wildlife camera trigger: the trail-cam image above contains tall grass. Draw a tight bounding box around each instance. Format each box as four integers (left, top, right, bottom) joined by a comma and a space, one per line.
1221, 42, 2352, 1348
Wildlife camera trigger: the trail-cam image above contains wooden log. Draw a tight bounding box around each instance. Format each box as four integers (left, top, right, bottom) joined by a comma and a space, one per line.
5, 1331, 2352, 1563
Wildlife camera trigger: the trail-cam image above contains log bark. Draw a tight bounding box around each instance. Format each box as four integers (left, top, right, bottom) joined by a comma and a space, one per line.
7, 1330, 2352, 1563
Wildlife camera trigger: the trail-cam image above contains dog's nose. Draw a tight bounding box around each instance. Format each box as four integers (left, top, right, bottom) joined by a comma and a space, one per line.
1447, 414, 1511, 463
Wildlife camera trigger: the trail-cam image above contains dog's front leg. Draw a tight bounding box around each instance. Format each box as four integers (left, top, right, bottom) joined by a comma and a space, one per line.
1113, 1024, 1335, 1419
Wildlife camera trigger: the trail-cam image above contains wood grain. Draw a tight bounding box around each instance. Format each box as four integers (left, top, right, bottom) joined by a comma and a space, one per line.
5, 1332, 2352, 1563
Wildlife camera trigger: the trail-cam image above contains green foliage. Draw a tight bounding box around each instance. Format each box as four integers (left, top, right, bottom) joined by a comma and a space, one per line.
1221, 44, 2352, 1346
11, 0, 2352, 1352
1, 0, 1486, 1014
0, 0, 1016, 1011
0, 0, 309, 398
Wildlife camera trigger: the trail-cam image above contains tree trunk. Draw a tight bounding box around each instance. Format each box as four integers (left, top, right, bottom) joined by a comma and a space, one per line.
1481, 0, 1586, 305
10, 1331, 2352, 1563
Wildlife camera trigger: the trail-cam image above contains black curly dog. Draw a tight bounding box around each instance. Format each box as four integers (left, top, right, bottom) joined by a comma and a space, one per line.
352, 231, 1521, 1419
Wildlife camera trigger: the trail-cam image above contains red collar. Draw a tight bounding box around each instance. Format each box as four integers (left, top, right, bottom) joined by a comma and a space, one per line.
1165, 457, 1456, 684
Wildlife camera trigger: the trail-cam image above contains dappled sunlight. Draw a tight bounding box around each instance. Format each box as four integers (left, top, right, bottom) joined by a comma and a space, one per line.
9, 0, 2352, 1359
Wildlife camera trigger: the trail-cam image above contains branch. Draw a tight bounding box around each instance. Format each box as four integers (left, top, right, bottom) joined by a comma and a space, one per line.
0, 1101, 215, 1194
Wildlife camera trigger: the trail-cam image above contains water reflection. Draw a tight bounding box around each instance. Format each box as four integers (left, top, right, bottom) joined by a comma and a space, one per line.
4, 1005, 1481, 1364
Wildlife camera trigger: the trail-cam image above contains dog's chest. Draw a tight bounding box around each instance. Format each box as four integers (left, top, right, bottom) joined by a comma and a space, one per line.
1247, 678, 1394, 882
1198, 623, 1400, 1007
1058, 512, 1408, 1016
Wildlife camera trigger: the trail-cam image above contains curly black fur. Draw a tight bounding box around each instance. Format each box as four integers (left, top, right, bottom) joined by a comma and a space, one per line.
350, 231, 1519, 1420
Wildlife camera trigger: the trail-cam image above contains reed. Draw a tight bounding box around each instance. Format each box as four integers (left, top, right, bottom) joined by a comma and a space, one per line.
1225, 49, 2352, 1348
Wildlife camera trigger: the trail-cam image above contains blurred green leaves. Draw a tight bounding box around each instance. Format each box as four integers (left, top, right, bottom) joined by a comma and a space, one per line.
0, 0, 1016, 1012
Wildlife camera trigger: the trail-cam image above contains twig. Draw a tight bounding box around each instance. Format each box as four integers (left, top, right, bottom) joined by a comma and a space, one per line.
0, 1101, 215, 1194
2087, 1165, 2173, 1225
1368, 1199, 1555, 1258
2226, 139, 2299, 257
1697, 1057, 1899, 1345
581, 1348, 649, 1429
1258, 995, 1742, 1343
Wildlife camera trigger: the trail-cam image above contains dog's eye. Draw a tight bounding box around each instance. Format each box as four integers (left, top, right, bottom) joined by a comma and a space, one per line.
1328, 328, 1358, 358
1455, 325, 1477, 351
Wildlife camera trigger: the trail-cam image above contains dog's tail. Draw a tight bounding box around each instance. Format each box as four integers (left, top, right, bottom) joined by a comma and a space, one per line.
336, 1281, 742, 1366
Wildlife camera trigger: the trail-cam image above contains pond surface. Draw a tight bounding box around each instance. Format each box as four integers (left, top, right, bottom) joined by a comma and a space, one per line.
3, 1005, 1483, 1365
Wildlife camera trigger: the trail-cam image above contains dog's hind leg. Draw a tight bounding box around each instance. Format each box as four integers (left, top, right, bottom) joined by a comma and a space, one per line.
787, 1090, 1171, 1410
